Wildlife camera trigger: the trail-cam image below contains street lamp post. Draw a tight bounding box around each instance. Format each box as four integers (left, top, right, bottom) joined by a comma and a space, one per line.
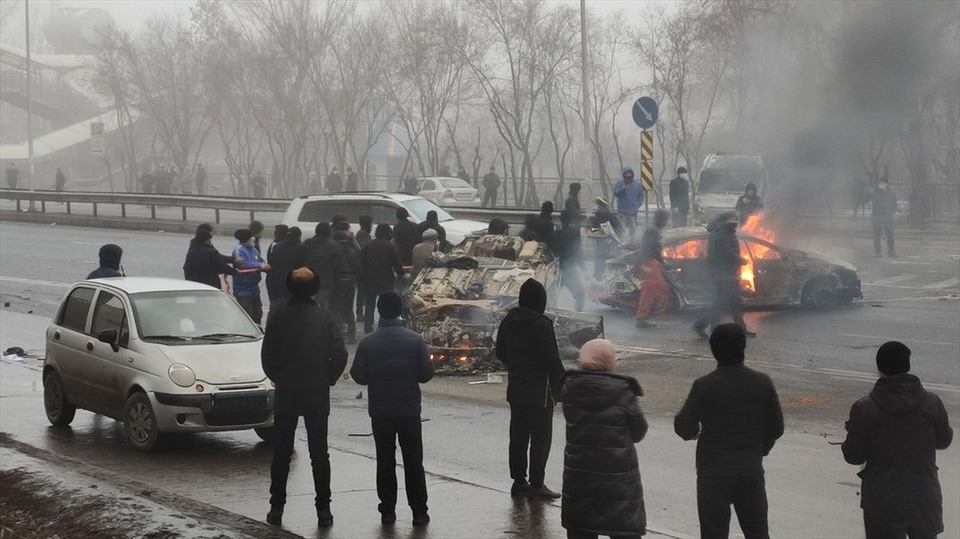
25, 0, 37, 212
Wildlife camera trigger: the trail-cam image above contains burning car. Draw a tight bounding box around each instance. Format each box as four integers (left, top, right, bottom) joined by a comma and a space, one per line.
405, 235, 604, 373
587, 213, 862, 311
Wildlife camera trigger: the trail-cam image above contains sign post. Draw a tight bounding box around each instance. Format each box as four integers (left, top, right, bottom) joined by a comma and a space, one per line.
632, 96, 658, 223
90, 122, 106, 156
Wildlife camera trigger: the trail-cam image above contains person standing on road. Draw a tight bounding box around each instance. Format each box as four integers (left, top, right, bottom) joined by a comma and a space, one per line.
496, 279, 565, 500
6, 162, 20, 189
361, 224, 405, 334
350, 290, 434, 526
635, 209, 671, 328
589, 197, 623, 281
457, 164, 472, 187
87, 244, 124, 279
564, 182, 582, 229
55, 168, 67, 192
693, 212, 753, 338
482, 166, 501, 208
265, 226, 303, 321
183, 225, 238, 289
842, 341, 953, 539
561, 339, 647, 539
613, 166, 644, 241
871, 177, 898, 258
416, 210, 448, 252
674, 323, 784, 539
232, 229, 270, 324
735, 183, 763, 224
333, 229, 361, 344
262, 267, 348, 528
302, 222, 342, 310
266, 224, 288, 261
393, 207, 420, 266
669, 167, 691, 228
326, 167, 343, 193
250, 172, 267, 199
194, 164, 207, 196
410, 229, 439, 279
553, 209, 585, 312
356, 215, 374, 322
345, 167, 359, 191
538, 201, 556, 248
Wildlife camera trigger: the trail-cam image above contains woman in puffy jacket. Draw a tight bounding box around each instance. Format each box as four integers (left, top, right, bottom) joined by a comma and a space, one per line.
561, 339, 648, 538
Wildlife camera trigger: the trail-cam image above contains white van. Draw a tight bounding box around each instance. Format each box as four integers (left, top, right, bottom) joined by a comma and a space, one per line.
693, 153, 768, 224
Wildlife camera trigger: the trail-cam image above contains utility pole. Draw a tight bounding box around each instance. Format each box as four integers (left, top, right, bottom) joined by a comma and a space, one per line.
25, 0, 37, 211
579, 0, 594, 189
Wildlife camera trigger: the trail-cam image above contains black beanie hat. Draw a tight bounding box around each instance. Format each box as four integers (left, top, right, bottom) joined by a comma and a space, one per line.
234, 228, 254, 243
709, 323, 746, 364
286, 267, 320, 298
377, 291, 404, 319
876, 341, 910, 375
194, 228, 213, 244
519, 279, 547, 315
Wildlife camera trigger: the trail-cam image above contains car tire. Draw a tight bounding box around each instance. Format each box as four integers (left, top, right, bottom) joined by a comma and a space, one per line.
124, 392, 161, 452
254, 426, 275, 443
43, 370, 76, 426
802, 277, 839, 310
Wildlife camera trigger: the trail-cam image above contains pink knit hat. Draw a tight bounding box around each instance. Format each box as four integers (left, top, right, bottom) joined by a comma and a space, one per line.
578, 339, 617, 372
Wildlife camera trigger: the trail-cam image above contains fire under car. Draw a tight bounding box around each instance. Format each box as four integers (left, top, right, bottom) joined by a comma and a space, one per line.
586, 222, 862, 312
405, 234, 605, 374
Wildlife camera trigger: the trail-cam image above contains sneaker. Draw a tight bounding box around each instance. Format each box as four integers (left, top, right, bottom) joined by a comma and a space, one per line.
381, 512, 396, 524
635, 319, 655, 328
744, 329, 757, 338
510, 479, 530, 496
266, 506, 283, 526
317, 506, 333, 527
693, 321, 709, 339
412, 512, 430, 526
526, 485, 561, 499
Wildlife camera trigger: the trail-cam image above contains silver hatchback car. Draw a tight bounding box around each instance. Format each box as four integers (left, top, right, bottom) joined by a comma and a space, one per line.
43, 277, 275, 451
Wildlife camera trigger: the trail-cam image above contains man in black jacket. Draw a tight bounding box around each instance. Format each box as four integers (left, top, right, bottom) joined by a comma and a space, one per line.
302, 222, 342, 309
87, 244, 124, 279
393, 207, 420, 266
669, 166, 690, 228
261, 267, 348, 528
564, 183, 582, 229
693, 212, 753, 338
265, 227, 303, 320
416, 210, 448, 252
350, 291, 434, 526
183, 228, 236, 289
361, 224, 405, 334
333, 229, 361, 343
495, 279, 564, 499
871, 177, 898, 257
675, 323, 784, 539
553, 209, 585, 311
842, 341, 953, 539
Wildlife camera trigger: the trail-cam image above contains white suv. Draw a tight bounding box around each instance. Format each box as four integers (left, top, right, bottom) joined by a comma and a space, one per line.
281, 193, 487, 244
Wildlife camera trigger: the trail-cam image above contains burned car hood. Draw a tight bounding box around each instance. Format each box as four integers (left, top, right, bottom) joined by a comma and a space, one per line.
789, 248, 857, 272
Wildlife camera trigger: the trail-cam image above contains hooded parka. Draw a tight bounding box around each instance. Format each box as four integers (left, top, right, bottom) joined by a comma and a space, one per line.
87, 244, 124, 279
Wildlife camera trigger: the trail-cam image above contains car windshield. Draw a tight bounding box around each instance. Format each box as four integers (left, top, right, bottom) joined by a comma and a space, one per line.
698, 169, 762, 194
440, 178, 472, 189
131, 290, 261, 344
402, 198, 454, 222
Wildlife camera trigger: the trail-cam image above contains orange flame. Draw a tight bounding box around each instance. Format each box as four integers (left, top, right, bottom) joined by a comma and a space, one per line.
739, 211, 778, 293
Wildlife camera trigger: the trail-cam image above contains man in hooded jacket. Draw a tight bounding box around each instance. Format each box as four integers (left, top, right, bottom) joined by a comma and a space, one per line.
262, 267, 348, 528
613, 166, 644, 240
495, 279, 564, 499
669, 167, 691, 228
361, 224, 405, 334
184, 226, 237, 289
735, 183, 763, 224
693, 212, 753, 337
842, 341, 953, 539
393, 207, 420, 265
87, 244, 124, 279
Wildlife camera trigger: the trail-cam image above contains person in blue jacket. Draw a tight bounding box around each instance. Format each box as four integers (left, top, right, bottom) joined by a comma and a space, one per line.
233, 228, 270, 324
613, 166, 644, 240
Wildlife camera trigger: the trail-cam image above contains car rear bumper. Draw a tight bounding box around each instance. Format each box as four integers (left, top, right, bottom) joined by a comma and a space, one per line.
152, 389, 274, 432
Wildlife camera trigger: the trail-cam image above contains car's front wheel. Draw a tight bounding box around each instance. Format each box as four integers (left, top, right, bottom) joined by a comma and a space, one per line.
254, 427, 275, 443
43, 370, 76, 426
124, 392, 161, 452
802, 276, 839, 310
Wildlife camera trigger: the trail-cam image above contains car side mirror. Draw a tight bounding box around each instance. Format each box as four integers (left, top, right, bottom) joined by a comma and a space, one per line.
97, 329, 120, 353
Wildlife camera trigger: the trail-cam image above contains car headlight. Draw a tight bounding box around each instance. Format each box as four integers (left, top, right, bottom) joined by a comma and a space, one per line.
168, 363, 196, 388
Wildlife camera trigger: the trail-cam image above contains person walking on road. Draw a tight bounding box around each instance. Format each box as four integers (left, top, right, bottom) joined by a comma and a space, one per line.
265, 226, 303, 320
613, 166, 644, 240
553, 209, 585, 312
564, 182, 582, 229
871, 177, 898, 257
262, 267, 348, 528
6, 162, 20, 189
232, 229, 270, 324
589, 197, 623, 281
669, 167, 691, 228
635, 209, 671, 328
561, 338, 648, 539
674, 323, 784, 539
350, 290, 435, 526
393, 207, 420, 266
194, 164, 207, 196
735, 183, 763, 224
360, 224, 405, 334
842, 341, 953, 539
333, 229, 361, 344
55, 168, 67, 192
302, 222, 342, 310
356, 215, 374, 322
693, 212, 753, 338
538, 201, 556, 248
87, 244, 124, 279
496, 279, 564, 500
482, 166, 501, 208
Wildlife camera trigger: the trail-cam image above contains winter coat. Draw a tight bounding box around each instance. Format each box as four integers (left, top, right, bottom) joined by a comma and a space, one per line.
416, 221, 447, 248
302, 237, 342, 292
564, 195, 582, 227
553, 225, 582, 269
872, 189, 898, 222
707, 219, 744, 278
613, 175, 644, 215
590, 210, 623, 235
393, 218, 421, 265
232, 243, 264, 298
735, 192, 764, 223
495, 306, 564, 407
674, 362, 784, 477
410, 241, 436, 278
356, 229, 372, 248
87, 244, 123, 279
350, 319, 434, 420
561, 370, 647, 536
537, 215, 555, 248
360, 238, 404, 293
638, 226, 664, 263
482, 172, 501, 191
336, 237, 362, 285
669, 176, 690, 211
183, 243, 236, 289
842, 374, 953, 535
261, 296, 348, 417
265, 238, 304, 302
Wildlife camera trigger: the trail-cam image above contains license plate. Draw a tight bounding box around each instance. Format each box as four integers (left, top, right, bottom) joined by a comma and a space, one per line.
212, 391, 267, 412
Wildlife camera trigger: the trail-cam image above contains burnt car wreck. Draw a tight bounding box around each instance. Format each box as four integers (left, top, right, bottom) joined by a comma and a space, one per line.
405, 235, 604, 374
587, 224, 862, 312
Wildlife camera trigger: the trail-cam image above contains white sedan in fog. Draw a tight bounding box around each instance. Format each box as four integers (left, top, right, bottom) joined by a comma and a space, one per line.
416, 176, 481, 206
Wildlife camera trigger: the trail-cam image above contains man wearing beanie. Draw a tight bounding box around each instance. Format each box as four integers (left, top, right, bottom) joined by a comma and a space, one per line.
232, 228, 270, 324
675, 323, 784, 538
842, 341, 953, 539
183, 225, 237, 289
350, 290, 434, 525
261, 267, 348, 528
495, 278, 564, 499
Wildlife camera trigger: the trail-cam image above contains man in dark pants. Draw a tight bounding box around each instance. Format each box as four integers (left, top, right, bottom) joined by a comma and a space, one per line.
261, 267, 348, 528
393, 207, 420, 266
350, 291, 434, 526
360, 224, 405, 334
871, 177, 898, 257
842, 342, 953, 539
495, 279, 564, 499
675, 324, 784, 539
693, 212, 753, 337
302, 222, 342, 310
553, 209, 585, 311
669, 166, 690, 228
564, 182, 582, 229
482, 166, 501, 207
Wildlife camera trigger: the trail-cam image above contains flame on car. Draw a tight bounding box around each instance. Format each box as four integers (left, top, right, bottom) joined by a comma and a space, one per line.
739, 211, 777, 293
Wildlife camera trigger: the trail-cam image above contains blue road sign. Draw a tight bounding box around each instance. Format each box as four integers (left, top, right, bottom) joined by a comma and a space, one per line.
632, 96, 658, 129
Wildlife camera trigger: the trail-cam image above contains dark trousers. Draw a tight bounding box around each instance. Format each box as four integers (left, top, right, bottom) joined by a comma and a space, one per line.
236, 295, 263, 325
873, 218, 895, 254
270, 413, 331, 509
696, 475, 769, 539
508, 403, 553, 487
334, 281, 356, 336
355, 282, 365, 319
673, 208, 688, 228
483, 190, 498, 207
363, 286, 390, 334
567, 531, 642, 539
864, 510, 937, 539
696, 276, 745, 331
372, 417, 428, 514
